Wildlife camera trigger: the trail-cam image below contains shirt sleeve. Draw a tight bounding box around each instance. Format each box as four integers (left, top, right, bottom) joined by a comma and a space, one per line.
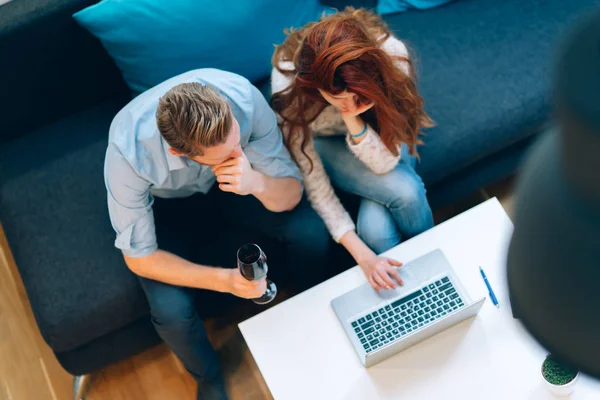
243, 84, 303, 183
286, 129, 356, 242
104, 145, 157, 258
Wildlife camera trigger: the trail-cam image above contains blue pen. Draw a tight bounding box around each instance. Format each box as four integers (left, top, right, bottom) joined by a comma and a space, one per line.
479, 266, 499, 308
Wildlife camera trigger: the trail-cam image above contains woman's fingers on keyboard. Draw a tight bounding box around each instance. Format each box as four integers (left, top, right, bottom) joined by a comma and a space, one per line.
388, 258, 403, 267
389, 267, 404, 286
368, 276, 382, 291
374, 273, 390, 290
377, 269, 396, 290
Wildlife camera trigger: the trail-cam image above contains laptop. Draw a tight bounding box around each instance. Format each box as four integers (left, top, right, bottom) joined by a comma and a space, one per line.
331, 249, 485, 367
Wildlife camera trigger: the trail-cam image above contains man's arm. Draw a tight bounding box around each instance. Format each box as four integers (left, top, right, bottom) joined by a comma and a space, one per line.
251, 173, 302, 212
239, 84, 304, 210
124, 250, 266, 299
105, 146, 266, 298
213, 154, 301, 212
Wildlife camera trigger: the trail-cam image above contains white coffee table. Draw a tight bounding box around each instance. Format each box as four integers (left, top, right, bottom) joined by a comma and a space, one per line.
239, 198, 600, 399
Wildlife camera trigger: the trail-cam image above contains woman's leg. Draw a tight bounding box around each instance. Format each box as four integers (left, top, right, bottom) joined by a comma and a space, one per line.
314, 136, 434, 245
357, 198, 402, 254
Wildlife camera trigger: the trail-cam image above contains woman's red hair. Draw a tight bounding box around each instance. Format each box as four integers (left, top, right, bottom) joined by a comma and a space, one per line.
271, 7, 433, 171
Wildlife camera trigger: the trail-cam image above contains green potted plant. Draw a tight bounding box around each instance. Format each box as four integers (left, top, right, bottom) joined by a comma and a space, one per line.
541, 354, 579, 396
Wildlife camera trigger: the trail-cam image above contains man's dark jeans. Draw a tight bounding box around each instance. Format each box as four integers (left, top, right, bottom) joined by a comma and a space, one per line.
137, 189, 331, 399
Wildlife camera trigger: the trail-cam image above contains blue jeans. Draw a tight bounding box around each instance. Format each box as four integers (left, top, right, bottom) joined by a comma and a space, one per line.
314, 136, 434, 254
138, 192, 330, 399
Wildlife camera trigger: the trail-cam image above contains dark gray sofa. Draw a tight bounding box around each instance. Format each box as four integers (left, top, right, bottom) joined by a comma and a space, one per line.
1, 0, 598, 395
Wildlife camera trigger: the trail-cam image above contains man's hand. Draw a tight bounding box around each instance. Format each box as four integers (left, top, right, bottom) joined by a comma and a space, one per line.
212, 151, 264, 195
226, 268, 267, 299
359, 254, 404, 291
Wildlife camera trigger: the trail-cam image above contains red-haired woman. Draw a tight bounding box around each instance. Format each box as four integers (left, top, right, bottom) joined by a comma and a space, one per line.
271, 7, 434, 291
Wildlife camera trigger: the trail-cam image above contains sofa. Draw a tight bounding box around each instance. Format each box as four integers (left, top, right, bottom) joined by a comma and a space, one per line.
1, 0, 598, 394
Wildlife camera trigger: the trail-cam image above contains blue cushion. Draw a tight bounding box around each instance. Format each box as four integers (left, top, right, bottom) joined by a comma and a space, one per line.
73, 0, 324, 95
377, 0, 455, 15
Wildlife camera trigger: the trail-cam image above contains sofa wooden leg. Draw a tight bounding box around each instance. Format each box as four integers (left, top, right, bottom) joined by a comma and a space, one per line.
73, 374, 92, 400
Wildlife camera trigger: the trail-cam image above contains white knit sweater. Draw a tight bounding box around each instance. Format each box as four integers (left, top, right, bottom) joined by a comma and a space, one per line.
271, 35, 410, 242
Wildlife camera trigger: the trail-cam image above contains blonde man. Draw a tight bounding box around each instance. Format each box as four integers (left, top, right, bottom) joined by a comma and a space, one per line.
104, 69, 329, 400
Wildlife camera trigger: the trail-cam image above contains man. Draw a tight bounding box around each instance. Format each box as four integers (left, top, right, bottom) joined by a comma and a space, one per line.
104, 69, 330, 399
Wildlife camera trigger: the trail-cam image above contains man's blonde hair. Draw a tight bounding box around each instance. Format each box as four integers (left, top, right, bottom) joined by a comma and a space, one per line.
156, 83, 233, 156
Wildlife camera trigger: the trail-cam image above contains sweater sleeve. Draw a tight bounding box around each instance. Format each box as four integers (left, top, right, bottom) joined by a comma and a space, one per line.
271, 60, 295, 95
345, 36, 409, 174
272, 60, 355, 241
287, 129, 356, 242
345, 126, 401, 174
384, 35, 411, 76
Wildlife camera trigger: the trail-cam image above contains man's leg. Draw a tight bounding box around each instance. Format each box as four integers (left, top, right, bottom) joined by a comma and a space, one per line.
210, 189, 332, 292
137, 276, 227, 400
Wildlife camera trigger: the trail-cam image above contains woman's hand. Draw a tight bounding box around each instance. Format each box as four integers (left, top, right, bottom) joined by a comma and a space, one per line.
340, 106, 374, 144
340, 102, 375, 120
359, 254, 404, 291
318, 88, 374, 119
339, 231, 404, 291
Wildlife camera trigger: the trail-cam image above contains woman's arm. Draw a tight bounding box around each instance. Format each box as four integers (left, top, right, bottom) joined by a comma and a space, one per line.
344, 115, 401, 175
339, 230, 404, 291
272, 64, 404, 290
272, 63, 355, 239
286, 129, 404, 291
286, 129, 356, 242
343, 35, 411, 174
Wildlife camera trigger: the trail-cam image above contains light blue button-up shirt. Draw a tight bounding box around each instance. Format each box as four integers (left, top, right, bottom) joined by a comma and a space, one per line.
105, 69, 302, 258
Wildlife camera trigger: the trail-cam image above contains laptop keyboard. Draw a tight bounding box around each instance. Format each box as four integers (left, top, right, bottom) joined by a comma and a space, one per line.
350, 276, 464, 354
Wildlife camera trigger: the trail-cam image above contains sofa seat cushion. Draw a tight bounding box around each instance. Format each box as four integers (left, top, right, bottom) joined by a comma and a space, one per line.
382, 0, 600, 186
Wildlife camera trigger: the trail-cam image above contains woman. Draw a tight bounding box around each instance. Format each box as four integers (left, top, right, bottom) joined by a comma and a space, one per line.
271, 7, 434, 291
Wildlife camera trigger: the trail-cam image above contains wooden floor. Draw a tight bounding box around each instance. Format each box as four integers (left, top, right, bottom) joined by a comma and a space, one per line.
0, 179, 514, 400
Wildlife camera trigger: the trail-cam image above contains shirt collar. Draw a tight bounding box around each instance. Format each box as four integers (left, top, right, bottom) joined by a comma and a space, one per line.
162, 137, 190, 171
